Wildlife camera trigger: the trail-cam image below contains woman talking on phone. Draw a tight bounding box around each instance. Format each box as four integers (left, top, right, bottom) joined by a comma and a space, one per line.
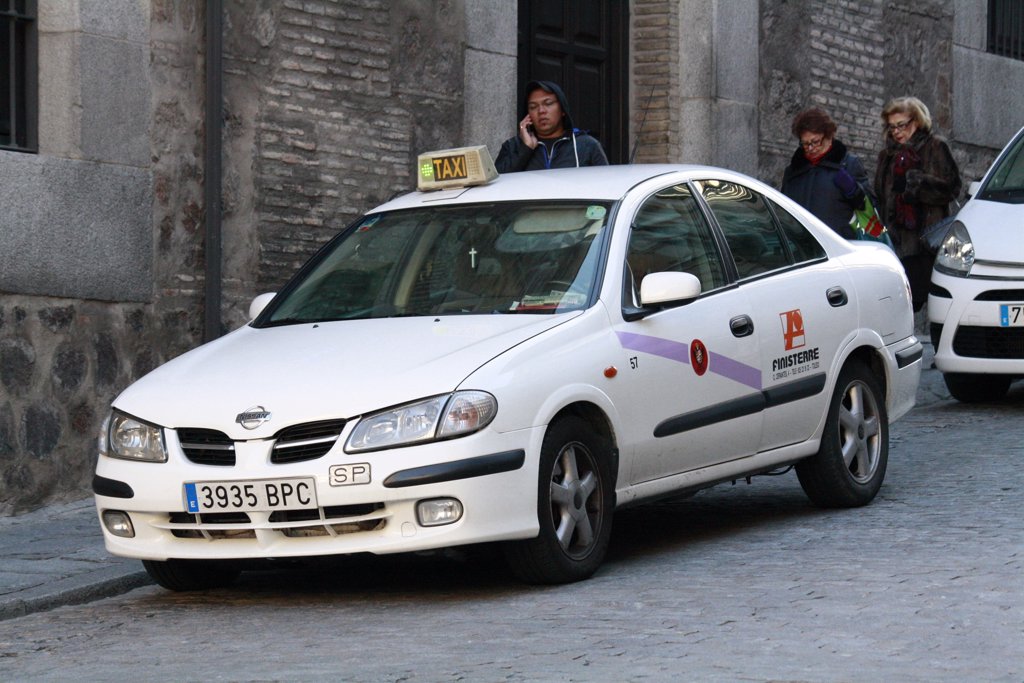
494, 80, 608, 172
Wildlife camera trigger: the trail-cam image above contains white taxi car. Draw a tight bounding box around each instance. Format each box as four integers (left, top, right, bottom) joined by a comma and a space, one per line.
929, 125, 1024, 401
94, 147, 922, 590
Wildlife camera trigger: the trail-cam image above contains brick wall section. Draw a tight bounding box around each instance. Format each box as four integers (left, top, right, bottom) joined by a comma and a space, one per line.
759, 0, 977, 194
760, 0, 888, 186
222, 0, 465, 323
631, 0, 679, 163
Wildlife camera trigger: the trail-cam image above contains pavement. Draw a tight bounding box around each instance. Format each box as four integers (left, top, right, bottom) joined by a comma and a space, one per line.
0, 339, 951, 622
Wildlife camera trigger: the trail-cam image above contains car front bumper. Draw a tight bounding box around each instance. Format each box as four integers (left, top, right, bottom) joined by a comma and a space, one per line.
929, 265, 1024, 375
94, 426, 543, 561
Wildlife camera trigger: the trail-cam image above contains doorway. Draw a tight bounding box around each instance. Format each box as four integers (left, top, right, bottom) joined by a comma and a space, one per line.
517, 1, 629, 164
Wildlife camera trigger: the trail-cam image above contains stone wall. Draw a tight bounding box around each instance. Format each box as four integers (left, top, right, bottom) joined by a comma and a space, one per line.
0, 2, 206, 514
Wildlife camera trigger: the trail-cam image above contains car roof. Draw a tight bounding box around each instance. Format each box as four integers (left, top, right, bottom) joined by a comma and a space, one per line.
371, 164, 762, 212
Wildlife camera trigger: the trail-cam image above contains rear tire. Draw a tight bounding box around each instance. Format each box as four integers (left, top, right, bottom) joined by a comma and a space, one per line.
143, 559, 240, 591
943, 372, 1011, 403
503, 416, 614, 584
797, 361, 887, 508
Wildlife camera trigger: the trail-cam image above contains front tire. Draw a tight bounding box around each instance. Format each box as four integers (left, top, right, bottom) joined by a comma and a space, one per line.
943, 372, 1011, 403
143, 559, 240, 591
503, 416, 614, 584
797, 361, 888, 508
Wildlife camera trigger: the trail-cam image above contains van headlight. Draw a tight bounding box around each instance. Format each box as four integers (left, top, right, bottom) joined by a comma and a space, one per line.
346, 391, 497, 452
101, 410, 168, 463
934, 221, 974, 277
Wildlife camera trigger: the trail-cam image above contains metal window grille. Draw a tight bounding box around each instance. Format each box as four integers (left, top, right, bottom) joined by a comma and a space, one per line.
1, 0, 37, 152
989, 0, 1024, 61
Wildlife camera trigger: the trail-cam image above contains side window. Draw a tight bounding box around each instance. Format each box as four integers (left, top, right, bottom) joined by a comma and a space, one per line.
0, 0, 38, 152
626, 184, 727, 302
768, 198, 827, 263
697, 180, 789, 279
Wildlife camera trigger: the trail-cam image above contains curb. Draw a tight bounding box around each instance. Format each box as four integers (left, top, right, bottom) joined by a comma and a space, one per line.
0, 564, 152, 622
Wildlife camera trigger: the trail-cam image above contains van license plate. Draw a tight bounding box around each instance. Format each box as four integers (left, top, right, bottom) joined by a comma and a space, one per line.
184, 478, 317, 513
999, 304, 1024, 326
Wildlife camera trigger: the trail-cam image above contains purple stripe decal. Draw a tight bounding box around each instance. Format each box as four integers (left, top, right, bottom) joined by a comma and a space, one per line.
616, 332, 690, 364
708, 351, 762, 390
615, 331, 762, 390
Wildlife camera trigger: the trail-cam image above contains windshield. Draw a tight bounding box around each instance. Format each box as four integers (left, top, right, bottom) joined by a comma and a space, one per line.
260, 201, 613, 324
979, 129, 1024, 204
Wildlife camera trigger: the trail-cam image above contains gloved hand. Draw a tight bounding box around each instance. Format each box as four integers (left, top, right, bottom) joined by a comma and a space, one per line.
905, 168, 923, 196
833, 168, 858, 197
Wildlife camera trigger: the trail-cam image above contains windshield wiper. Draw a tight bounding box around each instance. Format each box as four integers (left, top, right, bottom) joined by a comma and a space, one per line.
980, 187, 1024, 203
259, 317, 316, 327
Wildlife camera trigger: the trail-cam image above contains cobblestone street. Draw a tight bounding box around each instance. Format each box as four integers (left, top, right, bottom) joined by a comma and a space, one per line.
0, 384, 1021, 682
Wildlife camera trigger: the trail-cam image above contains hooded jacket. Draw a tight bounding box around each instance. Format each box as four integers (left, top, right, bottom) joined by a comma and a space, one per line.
781, 139, 869, 239
494, 81, 609, 172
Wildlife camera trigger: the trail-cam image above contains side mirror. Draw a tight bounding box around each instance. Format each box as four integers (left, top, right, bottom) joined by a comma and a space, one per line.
248, 292, 276, 321
639, 272, 702, 307
967, 181, 981, 200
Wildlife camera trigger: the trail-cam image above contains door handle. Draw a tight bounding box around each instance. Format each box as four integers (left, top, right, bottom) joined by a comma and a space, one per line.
730, 314, 754, 338
826, 286, 848, 307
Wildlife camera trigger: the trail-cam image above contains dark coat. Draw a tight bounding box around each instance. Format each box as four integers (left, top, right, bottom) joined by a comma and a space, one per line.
494, 80, 609, 172
874, 129, 962, 258
781, 139, 869, 239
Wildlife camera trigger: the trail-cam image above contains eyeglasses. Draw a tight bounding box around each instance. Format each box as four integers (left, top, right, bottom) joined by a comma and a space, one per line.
886, 119, 913, 133
800, 136, 825, 150
527, 98, 558, 112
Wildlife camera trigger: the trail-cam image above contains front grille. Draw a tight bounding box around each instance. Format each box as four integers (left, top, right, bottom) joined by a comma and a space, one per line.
952, 325, 1024, 358
168, 511, 254, 539
975, 289, 1024, 301
271, 418, 346, 464
176, 418, 345, 466
177, 428, 235, 466
158, 503, 387, 540
270, 503, 386, 537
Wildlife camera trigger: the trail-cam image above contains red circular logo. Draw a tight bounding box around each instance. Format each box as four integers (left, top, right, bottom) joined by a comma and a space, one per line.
690, 339, 709, 376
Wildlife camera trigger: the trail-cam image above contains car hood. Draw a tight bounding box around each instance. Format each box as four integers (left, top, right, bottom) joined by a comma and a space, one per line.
114, 314, 579, 438
960, 199, 1024, 262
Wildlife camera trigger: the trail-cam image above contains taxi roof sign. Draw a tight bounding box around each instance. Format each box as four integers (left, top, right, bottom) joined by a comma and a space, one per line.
417, 145, 498, 192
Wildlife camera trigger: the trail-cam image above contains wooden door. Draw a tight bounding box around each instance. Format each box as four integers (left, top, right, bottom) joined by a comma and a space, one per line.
518, 0, 629, 164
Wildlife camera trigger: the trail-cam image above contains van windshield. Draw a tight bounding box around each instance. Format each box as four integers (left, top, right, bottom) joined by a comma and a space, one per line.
979, 129, 1024, 204
260, 201, 613, 324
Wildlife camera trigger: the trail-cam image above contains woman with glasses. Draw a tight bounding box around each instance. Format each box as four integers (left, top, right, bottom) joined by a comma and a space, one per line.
875, 96, 962, 311
781, 108, 871, 239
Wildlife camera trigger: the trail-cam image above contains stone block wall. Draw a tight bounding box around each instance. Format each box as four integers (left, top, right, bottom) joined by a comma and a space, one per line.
0, 2, 206, 514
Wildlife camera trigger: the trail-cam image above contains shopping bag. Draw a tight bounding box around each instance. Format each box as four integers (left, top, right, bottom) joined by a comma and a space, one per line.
849, 195, 894, 250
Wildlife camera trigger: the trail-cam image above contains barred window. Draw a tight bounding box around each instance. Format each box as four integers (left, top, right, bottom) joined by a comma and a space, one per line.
1, 0, 37, 152
989, 0, 1024, 61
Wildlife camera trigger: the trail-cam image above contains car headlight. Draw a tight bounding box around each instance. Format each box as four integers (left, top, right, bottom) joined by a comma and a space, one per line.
934, 220, 974, 277
346, 391, 497, 452
101, 410, 168, 463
